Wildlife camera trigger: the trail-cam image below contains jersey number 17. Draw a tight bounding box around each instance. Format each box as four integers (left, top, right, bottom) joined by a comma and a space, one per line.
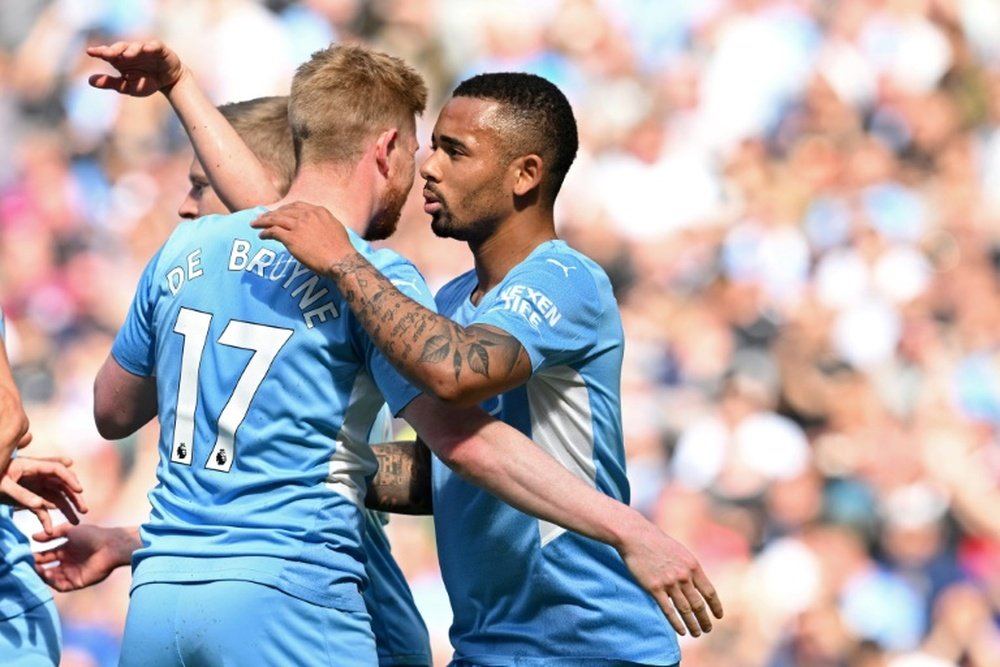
169, 307, 292, 472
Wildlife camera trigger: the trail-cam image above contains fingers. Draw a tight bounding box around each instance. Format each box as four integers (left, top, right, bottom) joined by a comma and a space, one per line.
30, 506, 55, 536
4, 458, 88, 530
41, 485, 83, 526
14, 457, 84, 493
33, 545, 64, 565
88, 73, 124, 91
33, 562, 75, 593
664, 570, 723, 637
678, 580, 711, 635
694, 568, 725, 620
0, 475, 55, 512
86, 40, 158, 61
32, 521, 72, 543
653, 589, 687, 636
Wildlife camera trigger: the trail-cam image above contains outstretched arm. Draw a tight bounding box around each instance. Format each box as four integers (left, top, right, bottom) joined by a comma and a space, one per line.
365, 439, 433, 515
33, 524, 140, 592
253, 203, 533, 406
402, 394, 723, 637
87, 40, 279, 210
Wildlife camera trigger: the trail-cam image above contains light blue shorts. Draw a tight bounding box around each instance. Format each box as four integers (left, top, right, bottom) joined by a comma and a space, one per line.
120, 580, 376, 667
0, 598, 61, 666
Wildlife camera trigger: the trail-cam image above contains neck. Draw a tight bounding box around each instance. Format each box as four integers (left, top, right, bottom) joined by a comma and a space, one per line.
273, 163, 375, 237
470, 208, 557, 301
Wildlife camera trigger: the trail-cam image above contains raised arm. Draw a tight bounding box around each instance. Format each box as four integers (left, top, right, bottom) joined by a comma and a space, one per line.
401, 394, 723, 637
87, 40, 279, 210
253, 203, 533, 406
365, 439, 433, 515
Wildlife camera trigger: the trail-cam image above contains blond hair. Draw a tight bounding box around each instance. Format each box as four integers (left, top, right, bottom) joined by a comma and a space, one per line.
288, 43, 428, 167
218, 96, 295, 194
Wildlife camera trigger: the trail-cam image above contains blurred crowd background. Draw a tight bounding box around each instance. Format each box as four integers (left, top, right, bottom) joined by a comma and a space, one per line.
3, 0, 1000, 665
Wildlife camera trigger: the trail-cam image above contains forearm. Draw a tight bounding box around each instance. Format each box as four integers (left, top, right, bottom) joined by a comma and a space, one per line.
365, 439, 433, 515
328, 254, 526, 405
455, 418, 642, 548
164, 72, 278, 210
406, 397, 641, 550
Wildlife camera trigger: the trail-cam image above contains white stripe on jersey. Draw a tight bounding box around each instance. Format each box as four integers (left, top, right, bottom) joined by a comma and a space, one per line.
326, 373, 381, 507
525, 365, 598, 546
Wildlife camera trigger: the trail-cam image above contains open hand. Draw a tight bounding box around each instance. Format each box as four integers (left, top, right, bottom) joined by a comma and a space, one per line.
0, 456, 88, 534
618, 521, 724, 637
33, 524, 138, 592
86, 40, 186, 97
251, 202, 354, 275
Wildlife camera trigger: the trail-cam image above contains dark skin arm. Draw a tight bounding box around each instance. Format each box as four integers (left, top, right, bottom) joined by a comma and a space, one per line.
365, 439, 433, 515
252, 203, 532, 406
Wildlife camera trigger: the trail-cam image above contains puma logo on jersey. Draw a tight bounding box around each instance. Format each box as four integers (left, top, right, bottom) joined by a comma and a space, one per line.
546, 259, 577, 277
391, 278, 420, 292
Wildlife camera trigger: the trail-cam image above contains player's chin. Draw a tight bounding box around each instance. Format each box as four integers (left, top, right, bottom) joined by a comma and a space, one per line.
430, 214, 458, 239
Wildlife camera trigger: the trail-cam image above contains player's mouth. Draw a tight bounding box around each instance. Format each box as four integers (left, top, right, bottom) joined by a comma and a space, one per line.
423, 187, 443, 214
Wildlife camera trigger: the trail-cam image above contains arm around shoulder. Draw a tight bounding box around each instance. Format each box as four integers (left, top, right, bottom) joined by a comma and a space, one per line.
365, 439, 433, 515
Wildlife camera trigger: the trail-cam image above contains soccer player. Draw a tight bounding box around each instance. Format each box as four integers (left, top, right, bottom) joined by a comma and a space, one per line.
0, 307, 88, 666
254, 73, 723, 665
84, 41, 698, 667
34, 96, 432, 666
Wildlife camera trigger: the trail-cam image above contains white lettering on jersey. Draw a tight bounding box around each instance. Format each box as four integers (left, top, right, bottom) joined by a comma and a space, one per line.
166, 249, 205, 295
220, 238, 341, 327
495, 284, 562, 330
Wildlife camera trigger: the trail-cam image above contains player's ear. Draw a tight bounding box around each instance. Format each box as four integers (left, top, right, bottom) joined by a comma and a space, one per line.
375, 128, 399, 178
511, 154, 543, 197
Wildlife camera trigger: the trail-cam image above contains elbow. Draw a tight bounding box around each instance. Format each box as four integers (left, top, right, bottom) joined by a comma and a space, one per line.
93, 393, 134, 441
434, 434, 498, 485
94, 412, 132, 441
423, 374, 483, 408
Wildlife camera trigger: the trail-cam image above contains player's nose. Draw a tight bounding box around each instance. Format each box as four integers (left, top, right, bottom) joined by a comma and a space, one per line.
177, 192, 198, 220
419, 152, 440, 182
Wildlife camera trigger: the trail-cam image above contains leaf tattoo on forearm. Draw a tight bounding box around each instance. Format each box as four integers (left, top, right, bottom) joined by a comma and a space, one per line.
330, 254, 524, 387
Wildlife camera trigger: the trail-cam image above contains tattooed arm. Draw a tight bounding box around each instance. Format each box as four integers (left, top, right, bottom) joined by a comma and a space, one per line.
365, 439, 433, 515
253, 203, 532, 406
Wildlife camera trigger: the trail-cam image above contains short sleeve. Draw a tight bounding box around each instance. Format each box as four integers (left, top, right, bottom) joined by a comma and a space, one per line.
473, 257, 601, 371
110, 251, 162, 377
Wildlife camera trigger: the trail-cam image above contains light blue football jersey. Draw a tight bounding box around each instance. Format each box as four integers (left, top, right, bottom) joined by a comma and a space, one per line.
364, 408, 432, 666
0, 309, 61, 662
432, 241, 680, 665
112, 207, 433, 613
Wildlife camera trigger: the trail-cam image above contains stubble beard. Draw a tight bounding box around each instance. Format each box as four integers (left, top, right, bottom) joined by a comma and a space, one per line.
365, 180, 410, 242
430, 205, 493, 245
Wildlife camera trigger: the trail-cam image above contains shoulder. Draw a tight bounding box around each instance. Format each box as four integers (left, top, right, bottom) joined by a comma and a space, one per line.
504, 241, 612, 301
